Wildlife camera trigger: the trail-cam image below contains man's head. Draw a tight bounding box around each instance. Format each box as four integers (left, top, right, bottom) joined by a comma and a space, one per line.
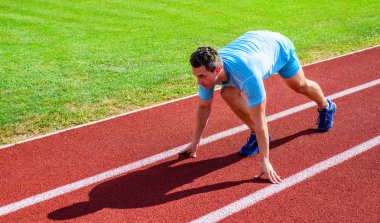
189, 46, 223, 89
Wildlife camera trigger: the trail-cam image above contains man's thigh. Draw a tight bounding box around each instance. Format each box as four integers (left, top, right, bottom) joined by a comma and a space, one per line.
282, 68, 307, 91
220, 86, 243, 101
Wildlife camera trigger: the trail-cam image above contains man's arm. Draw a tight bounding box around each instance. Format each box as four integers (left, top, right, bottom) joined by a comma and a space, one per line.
249, 98, 282, 183
185, 98, 213, 157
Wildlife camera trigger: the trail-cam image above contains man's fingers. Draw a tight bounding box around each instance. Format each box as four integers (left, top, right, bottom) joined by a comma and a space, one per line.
274, 172, 282, 182
269, 171, 281, 184
184, 146, 197, 157
186, 149, 197, 158
255, 171, 282, 184
268, 172, 277, 184
254, 171, 264, 179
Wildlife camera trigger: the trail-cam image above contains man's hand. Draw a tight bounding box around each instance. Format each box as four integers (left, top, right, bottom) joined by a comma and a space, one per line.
255, 158, 282, 184
184, 141, 199, 158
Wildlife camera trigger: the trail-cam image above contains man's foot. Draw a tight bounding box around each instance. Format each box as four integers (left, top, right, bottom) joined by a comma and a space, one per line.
239, 133, 271, 157
317, 98, 336, 132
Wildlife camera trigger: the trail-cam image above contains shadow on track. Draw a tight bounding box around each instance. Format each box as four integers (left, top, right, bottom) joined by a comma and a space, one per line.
270, 128, 317, 150
48, 128, 317, 220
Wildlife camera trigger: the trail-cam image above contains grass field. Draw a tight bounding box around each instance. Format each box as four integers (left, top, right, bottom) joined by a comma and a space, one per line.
0, 0, 379, 145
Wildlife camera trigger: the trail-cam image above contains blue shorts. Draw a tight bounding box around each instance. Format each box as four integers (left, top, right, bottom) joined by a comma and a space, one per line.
278, 50, 301, 79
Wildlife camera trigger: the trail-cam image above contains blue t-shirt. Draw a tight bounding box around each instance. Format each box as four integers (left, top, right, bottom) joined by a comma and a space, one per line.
198, 30, 296, 107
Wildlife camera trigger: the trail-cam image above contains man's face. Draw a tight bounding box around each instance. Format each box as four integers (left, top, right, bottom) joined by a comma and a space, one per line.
192, 65, 218, 89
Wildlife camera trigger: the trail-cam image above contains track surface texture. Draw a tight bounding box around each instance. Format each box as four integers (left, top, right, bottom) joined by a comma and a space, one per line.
1, 46, 379, 222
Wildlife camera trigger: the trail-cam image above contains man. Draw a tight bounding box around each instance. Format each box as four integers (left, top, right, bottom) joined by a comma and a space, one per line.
185, 31, 336, 184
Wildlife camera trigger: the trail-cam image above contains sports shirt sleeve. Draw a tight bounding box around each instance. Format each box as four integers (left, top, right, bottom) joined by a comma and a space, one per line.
198, 84, 214, 101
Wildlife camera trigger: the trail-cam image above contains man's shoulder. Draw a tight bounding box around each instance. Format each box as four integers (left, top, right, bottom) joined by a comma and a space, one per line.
220, 51, 259, 75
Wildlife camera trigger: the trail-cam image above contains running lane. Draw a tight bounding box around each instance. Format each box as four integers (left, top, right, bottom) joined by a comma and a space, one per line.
1, 46, 379, 222
219, 145, 380, 223
2, 81, 379, 223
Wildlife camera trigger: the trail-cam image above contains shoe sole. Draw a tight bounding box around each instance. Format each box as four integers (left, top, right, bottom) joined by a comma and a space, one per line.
239, 149, 259, 157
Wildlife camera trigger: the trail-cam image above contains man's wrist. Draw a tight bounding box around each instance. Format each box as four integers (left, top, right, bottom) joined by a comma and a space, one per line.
259, 156, 269, 162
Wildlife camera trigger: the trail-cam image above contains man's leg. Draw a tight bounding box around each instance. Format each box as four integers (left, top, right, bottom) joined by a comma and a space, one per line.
221, 86, 269, 156
220, 86, 256, 132
282, 68, 327, 110
282, 67, 336, 132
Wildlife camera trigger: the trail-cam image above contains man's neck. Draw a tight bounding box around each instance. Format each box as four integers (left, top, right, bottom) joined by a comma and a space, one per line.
216, 69, 228, 83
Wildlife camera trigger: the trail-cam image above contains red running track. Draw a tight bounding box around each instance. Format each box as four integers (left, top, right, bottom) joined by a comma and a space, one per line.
0, 46, 379, 222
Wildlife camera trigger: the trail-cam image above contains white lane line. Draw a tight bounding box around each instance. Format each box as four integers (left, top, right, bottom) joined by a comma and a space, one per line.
190, 135, 380, 223
1, 45, 379, 150
0, 79, 379, 216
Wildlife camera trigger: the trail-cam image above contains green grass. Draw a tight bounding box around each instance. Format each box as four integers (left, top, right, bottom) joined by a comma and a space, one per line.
1, 0, 379, 145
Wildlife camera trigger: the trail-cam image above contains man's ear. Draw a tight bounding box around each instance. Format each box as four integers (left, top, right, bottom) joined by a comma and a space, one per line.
215, 66, 222, 74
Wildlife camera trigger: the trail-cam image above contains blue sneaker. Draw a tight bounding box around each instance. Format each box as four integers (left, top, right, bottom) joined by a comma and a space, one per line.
317, 98, 336, 132
239, 133, 271, 157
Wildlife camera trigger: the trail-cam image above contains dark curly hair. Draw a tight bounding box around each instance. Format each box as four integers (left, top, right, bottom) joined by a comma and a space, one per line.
189, 46, 223, 72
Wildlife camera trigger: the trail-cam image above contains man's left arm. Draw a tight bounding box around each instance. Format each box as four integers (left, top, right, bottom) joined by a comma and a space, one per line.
249, 98, 282, 184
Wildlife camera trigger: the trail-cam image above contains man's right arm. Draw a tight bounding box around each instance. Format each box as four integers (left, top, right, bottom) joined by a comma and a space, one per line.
185, 98, 213, 157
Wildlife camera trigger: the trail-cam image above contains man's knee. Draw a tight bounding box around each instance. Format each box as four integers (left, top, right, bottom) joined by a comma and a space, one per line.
293, 82, 309, 94
220, 87, 239, 101
284, 69, 309, 94
220, 87, 230, 101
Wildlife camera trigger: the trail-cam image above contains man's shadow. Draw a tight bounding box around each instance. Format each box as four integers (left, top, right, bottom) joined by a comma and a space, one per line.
48, 128, 317, 220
